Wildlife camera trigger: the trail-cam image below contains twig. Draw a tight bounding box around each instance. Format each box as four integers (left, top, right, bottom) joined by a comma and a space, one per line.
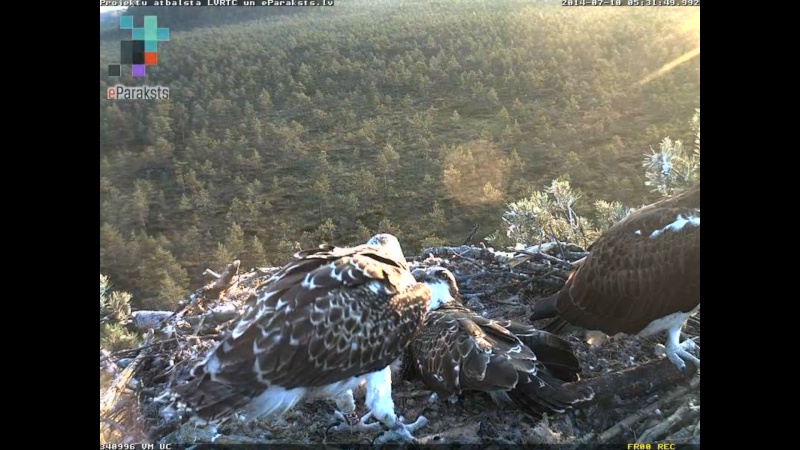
515, 249, 580, 270
462, 224, 480, 245
203, 269, 222, 279
663, 423, 697, 443
454, 251, 488, 272
172, 260, 242, 319
203, 260, 240, 297
108, 334, 221, 358
548, 225, 568, 261
637, 404, 700, 443
586, 375, 700, 443
101, 332, 154, 420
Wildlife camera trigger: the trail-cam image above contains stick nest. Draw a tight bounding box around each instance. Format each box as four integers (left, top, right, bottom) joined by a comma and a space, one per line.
99, 245, 700, 446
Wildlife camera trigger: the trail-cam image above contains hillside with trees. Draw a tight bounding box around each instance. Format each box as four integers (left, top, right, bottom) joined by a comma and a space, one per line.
100, 0, 700, 312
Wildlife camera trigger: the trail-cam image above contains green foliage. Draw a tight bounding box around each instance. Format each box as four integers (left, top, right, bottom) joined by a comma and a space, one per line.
101, 2, 699, 292
496, 178, 591, 247
593, 200, 633, 231
100, 274, 140, 352
493, 109, 700, 249
643, 109, 700, 197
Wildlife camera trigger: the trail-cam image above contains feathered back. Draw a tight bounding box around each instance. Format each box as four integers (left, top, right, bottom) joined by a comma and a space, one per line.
546, 185, 700, 335
410, 301, 593, 417
171, 237, 431, 420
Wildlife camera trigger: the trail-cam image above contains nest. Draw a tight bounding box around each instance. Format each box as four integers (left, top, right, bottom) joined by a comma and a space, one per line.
99, 244, 700, 446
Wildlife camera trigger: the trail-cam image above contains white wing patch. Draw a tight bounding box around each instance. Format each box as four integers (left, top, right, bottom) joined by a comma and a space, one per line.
367, 280, 386, 295
301, 273, 319, 290
329, 264, 344, 282
650, 212, 700, 239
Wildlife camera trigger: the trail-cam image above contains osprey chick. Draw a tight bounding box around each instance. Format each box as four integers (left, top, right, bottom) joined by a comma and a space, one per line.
170, 234, 431, 443
408, 266, 594, 417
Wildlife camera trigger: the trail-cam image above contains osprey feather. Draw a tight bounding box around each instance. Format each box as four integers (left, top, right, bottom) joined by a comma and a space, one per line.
408, 267, 594, 417
530, 185, 700, 371
170, 234, 431, 442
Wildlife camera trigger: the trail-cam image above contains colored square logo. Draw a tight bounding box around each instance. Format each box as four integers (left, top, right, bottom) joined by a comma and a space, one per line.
119, 15, 133, 29
111, 15, 170, 80
132, 65, 146, 77
108, 64, 121, 77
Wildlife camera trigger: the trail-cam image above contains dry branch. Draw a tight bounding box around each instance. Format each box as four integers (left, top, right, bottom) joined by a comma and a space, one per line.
203, 259, 240, 297
101, 332, 154, 429
129, 311, 173, 332
173, 260, 242, 317
417, 421, 482, 444
127, 304, 240, 334
637, 404, 700, 443
578, 375, 700, 444
572, 358, 697, 406
462, 224, 480, 245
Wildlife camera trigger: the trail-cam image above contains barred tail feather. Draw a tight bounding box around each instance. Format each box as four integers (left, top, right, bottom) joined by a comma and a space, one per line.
541, 317, 579, 335
508, 372, 594, 417
514, 331, 582, 382
529, 293, 559, 322
171, 373, 262, 421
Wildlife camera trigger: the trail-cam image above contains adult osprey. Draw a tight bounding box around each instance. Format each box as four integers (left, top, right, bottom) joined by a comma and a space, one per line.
171, 234, 432, 443
408, 266, 594, 416
530, 185, 700, 371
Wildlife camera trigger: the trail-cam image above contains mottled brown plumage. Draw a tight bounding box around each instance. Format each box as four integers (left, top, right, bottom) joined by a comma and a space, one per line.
530, 185, 700, 370
171, 234, 432, 432
409, 267, 593, 417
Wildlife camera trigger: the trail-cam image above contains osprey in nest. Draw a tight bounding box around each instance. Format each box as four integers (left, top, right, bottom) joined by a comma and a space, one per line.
170, 234, 434, 443
407, 266, 594, 416
530, 185, 700, 371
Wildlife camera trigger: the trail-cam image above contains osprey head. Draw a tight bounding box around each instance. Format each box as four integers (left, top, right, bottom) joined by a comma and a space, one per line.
366, 233, 405, 262
413, 266, 459, 311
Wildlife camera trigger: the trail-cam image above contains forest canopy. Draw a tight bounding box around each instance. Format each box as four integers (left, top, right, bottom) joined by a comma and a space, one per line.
100, 0, 700, 311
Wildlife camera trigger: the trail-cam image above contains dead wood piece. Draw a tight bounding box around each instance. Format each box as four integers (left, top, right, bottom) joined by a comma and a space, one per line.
513, 249, 587, 270
185, 304, 241, 328
463, 224, 480, 245
129, 311, 173, 333
662, 424, 696, 443
572, 358, 698, 406
417, 421, 482, 445
422, 245, 508, 263
637, 404, 700, 443
393, 389, 434, 398
579, 375, 699, 444
211, 434, 266, 444
202, 260, 241, 297
101, 332, 154, 424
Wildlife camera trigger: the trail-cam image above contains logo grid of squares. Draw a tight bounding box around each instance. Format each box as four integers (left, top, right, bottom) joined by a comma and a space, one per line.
108, 16, 170, 78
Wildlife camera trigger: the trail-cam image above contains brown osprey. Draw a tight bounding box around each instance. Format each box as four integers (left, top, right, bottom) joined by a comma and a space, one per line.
408, 266, 594, 416
171, 234, 432, 443
530, 185, 700, 371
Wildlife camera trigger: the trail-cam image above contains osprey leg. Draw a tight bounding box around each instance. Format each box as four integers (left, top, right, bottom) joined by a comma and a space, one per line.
333, 389, 360, 426
328, 389, 385, 434
664, 325, 700, 371
365, 366, 428, 444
